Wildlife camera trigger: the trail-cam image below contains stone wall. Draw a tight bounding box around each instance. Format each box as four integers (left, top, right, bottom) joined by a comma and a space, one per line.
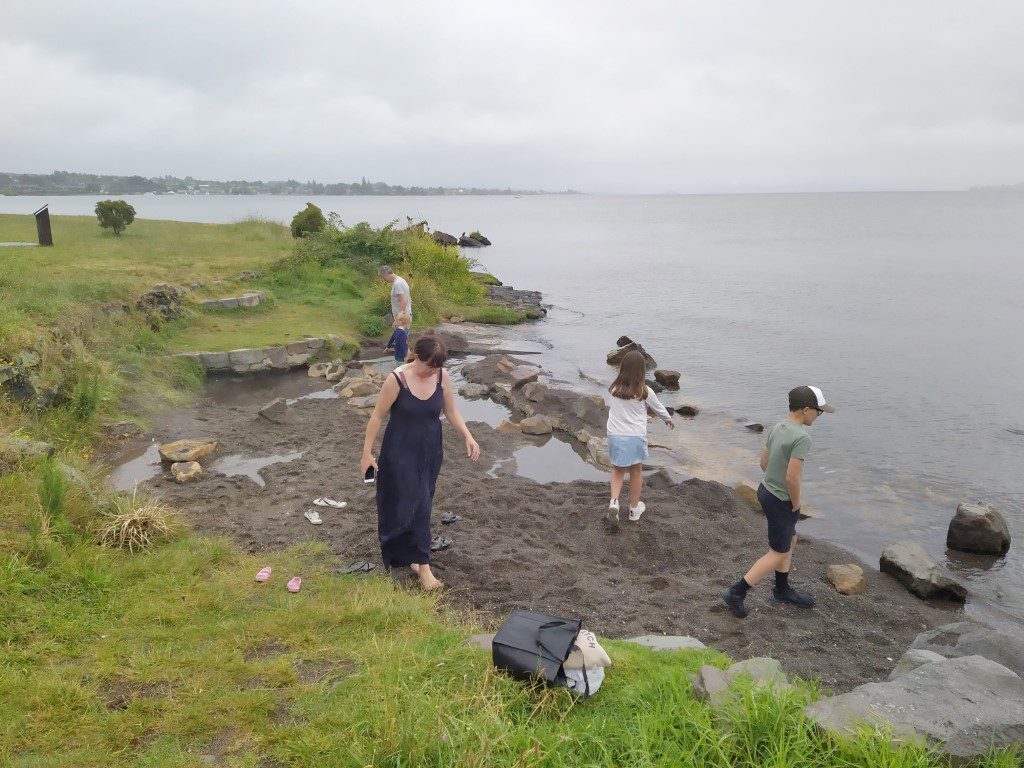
174, 337, 325, 374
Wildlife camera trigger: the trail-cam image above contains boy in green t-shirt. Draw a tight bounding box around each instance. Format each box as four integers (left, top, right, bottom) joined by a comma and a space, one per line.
721, 386, 836, 619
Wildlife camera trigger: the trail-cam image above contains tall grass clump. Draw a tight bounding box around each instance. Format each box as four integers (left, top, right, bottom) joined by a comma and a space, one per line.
97, 491, 179, 553
71, 367, 102, 421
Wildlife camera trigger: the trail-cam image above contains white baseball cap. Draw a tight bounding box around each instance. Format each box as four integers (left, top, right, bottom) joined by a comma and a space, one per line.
790, 385, 836, 413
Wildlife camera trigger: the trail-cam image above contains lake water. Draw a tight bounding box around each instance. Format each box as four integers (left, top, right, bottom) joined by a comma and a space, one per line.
4, 192, 1023, 623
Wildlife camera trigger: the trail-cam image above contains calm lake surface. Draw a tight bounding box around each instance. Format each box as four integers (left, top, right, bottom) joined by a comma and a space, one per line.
5, 192, 1023, 622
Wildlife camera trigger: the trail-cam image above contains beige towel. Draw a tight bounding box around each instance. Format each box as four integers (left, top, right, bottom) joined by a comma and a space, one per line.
564, 629, 612, 670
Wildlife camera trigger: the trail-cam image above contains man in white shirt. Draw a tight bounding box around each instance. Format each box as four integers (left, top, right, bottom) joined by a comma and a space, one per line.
378, 265, 412, 329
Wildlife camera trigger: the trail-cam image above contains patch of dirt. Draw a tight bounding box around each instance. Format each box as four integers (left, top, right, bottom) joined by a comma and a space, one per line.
294, 658, 358, 684
97, 678, 171, 710
243, 640, 288, 663
145, 375, 953, 693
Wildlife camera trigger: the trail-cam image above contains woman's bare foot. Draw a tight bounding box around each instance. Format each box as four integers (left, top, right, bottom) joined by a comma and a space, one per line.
417, 565, 443, 592
410, 564, 420, 575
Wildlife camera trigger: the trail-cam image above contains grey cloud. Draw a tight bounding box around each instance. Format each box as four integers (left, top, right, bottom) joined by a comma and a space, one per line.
2, 1, 1023, 192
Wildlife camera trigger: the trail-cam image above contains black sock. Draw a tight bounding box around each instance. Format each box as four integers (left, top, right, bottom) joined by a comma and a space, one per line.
732, 578, 751, 596
775, 570, 790, 591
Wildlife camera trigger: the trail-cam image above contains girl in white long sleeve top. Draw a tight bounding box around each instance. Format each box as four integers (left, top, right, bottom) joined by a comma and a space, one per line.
606, 350, 674, 522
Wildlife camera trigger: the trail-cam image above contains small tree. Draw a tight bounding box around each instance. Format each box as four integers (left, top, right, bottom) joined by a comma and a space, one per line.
290, 202, 327, 238
95, 199, 136, 235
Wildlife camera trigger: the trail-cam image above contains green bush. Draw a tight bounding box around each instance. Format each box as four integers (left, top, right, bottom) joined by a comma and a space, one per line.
94, 199, 136, 235
467, 305, 522, 325
360, 315, 388, 337
290, 202, 327, 238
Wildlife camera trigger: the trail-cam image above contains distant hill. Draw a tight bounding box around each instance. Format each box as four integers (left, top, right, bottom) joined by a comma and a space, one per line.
0, 170, 576, 196
969, 181, 1024, 192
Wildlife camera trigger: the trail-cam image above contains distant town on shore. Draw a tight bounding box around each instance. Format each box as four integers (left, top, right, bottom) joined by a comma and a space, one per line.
0, 170, 579, 197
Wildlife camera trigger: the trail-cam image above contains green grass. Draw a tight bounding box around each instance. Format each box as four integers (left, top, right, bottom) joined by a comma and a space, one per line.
1, 533, 1018, 767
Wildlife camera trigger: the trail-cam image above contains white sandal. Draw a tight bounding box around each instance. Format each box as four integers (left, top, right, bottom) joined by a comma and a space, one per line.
303, 509, 323, 525
313, 497, 346, 508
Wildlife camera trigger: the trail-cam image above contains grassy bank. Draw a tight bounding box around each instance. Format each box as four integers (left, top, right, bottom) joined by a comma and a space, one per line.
1, 213, 1019, 766
8, 535, 1018, 768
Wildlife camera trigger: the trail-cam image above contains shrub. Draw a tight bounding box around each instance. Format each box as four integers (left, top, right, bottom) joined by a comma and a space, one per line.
71, 368, 102, 422
94, 199, 136, 235
290, 202, 327, 238
97, 492, 179, 552
360, 315, 388, 338
468, 305, 522, 325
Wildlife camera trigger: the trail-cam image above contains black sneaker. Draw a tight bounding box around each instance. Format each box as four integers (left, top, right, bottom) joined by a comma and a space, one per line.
772, 585, 815, 609
720, 586, 749, 619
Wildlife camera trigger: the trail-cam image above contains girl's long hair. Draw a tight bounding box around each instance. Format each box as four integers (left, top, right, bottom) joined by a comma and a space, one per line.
405, 334, 448, 367
609, 350, 648, 400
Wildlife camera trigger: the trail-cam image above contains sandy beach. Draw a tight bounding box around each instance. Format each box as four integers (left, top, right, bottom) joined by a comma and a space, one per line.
135, 353, 954, 694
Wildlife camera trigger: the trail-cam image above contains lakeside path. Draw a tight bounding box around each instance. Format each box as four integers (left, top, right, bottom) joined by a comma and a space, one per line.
128, 353, 951, 694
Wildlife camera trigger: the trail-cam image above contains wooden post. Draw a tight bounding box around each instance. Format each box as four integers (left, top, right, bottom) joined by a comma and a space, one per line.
34, 204, 53, 246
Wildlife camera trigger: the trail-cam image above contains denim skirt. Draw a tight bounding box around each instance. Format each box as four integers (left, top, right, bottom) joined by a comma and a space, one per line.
607, 434, 649, 467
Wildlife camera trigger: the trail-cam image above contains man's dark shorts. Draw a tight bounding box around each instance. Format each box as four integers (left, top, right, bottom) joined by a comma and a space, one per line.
757, 483, 799, 553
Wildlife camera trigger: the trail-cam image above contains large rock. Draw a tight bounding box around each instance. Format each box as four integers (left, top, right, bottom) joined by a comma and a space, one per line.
606, 342, 656, 369
519, 415, 553, 435
521, 381, 548, 402
433, 231, 458, 247
257, 398, 289, 424
458, 235, 485, 248
324, 362, 347, 382
508, 366, 540, 389
496, 420, 522, 434
826, 564, 866, 595
909, 621, 1024, 679
171, 461, 202, 483
571, 395, 607, 427
348, 395, 379, 409
459, 383, 490, 399
745, 422, 765, 433
307, 361, 331, 378
1, 435, 56, 460
335, 379, 377, 398
879, 541, 967, 602
675, 404, 699, 417
889, 649, 946, 679
946, 501, 1011, 555
227, 348, 264, 367
653, 370, 681, 389
645, 378, 664, 394
805, 655, 1024, 763
691, 657, 790, 708
197, 351, 230, 371
615, 335, 633, 347
158, 439, 217, 463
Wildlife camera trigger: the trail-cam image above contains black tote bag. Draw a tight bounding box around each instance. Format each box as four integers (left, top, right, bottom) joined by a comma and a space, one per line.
491, 610, 583, 687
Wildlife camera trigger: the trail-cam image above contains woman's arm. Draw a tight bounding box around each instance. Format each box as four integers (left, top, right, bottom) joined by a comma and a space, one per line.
360, 374, 400, 476
440, 369, 480, 460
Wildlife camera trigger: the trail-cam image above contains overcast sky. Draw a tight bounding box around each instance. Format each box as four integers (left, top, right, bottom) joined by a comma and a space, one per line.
2, 1, 1023, 193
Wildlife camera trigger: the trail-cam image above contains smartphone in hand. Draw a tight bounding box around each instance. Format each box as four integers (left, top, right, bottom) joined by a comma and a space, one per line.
364, 465, 376, 484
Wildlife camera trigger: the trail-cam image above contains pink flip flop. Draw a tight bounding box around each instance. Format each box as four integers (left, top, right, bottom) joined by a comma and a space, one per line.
255, 566, 272, 582
287, 576, 302, 593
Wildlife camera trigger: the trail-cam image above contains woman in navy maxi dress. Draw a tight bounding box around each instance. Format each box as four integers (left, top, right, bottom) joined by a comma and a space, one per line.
360, 336, 480, 591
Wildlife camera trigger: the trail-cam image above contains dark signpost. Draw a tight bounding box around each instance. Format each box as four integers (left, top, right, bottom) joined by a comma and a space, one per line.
34, 204, 53, 246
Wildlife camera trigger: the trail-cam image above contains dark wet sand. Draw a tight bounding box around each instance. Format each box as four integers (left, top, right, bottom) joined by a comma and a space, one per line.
131, 374, 954, 693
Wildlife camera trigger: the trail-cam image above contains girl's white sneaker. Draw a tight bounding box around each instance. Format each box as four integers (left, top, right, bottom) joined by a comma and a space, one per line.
607, 498, 620, 522
628, 501, 646, 522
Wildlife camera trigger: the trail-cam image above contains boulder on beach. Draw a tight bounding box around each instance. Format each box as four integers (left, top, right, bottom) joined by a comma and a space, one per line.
946, 501, 1011, 555
826, 564, 866, 595
571, 394, 607, 427
171, 461, 202, 483
889, 649, 946, 679
606, 341, 657, 369
692, 657, 791, 709
745, 423, 765, 433
348, 395, 379, 409
508, 365, 540, 389
496, 420, 522, 434
334, 379, 377, 398
324, 361, 347, 382
158, 438, 217, 463
615, 335, 633, 348
645, 378, 664, 394
804, 655, 1024, 763
675, 404, 699, 417
909, 621, 1024, 679
653, 370, 681, 388
519, 415, 553, 435
257, 398, 289, 424
458, 235, 485, 248
879, 541, 967, 602
432, 231, 458, 247
459, 383, 490, 399
521, 381, 547, 402
645, 467, 688, 490
308, 361, 331, 378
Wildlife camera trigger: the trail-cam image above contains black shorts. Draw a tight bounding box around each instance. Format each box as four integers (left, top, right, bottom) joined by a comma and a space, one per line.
758, 483, 799, 553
